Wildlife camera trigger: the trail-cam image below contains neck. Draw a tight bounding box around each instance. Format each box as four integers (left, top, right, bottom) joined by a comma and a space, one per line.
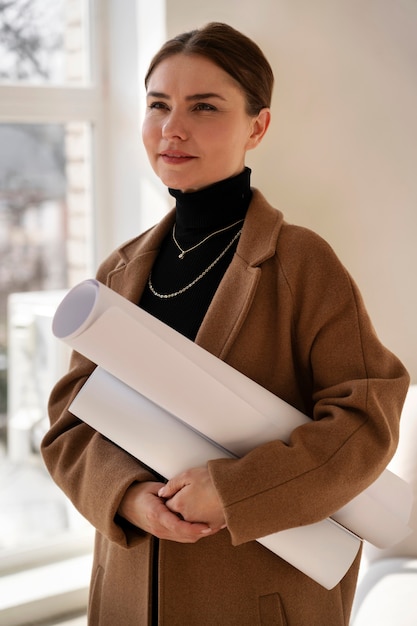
169, 167, 252, 236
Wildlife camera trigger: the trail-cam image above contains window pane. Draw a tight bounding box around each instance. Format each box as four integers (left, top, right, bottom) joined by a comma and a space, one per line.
0, 122, 92, 555
0, 0, 89, 85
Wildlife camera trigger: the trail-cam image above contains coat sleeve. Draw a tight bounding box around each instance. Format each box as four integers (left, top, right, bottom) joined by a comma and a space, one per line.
208, 226, 410, 545
41, 255, 157, 548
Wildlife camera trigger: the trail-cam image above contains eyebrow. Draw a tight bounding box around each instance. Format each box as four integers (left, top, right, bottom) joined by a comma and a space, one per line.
146, 91, 227, 102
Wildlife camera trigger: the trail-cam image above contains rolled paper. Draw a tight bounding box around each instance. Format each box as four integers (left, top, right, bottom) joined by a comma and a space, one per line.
70, 366, 361, 590
51, 279, 413, 586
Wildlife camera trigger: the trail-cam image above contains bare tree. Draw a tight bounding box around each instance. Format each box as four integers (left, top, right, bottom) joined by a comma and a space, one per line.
0, 0, 63, 82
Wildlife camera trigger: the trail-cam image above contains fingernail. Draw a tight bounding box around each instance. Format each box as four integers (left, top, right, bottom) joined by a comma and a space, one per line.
201, 528, 212, 534
158, 487, 166, 497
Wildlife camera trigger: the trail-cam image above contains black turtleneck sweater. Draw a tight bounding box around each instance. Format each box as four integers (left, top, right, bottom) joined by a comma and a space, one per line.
139, 168, 252, 341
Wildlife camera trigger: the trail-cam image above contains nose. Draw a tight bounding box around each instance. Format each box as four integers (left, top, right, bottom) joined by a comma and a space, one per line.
162, 110, 188, 140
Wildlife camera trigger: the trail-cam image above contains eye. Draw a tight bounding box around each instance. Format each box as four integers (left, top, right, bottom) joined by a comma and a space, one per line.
148, 101, 169, 111
193, 103, 217, 112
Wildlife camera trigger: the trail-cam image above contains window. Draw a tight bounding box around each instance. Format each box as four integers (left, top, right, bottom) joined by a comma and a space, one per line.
0, 1, 96, 622
0, 0, 94, 539
0, 0, 89, 86
0, 1, 168, 622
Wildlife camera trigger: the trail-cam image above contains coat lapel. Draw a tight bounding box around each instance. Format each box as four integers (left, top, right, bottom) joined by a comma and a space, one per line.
196, 190, 283, 359
107, 209, 176, 303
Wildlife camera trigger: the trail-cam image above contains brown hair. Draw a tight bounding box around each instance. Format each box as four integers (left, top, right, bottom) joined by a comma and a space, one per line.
144, 22, 274, 116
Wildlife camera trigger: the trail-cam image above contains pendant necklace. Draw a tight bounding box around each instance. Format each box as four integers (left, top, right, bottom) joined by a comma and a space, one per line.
148, 226, 243, 299
172, 218, 244, 259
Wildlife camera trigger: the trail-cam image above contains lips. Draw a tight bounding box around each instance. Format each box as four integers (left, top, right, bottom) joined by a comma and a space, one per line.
160, 149, 196, 164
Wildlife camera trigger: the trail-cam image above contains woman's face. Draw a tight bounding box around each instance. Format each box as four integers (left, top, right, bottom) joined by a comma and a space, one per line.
142, 53, 269, 192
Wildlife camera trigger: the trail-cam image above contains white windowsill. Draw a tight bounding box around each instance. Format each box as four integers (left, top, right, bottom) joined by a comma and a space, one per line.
0, 553, 92, 626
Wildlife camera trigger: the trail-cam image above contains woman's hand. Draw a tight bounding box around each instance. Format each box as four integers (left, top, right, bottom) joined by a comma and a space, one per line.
158, 466, 226, 532
118, 481, 215, 543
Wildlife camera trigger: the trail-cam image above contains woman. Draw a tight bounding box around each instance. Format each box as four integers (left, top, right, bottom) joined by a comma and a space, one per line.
42, 23, 409, 625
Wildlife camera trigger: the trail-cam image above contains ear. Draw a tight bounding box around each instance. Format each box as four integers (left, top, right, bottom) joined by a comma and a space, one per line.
246, 108, 271, 150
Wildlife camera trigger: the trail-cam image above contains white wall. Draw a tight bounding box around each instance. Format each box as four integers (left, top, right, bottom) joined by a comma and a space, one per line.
163, 0, 417, 382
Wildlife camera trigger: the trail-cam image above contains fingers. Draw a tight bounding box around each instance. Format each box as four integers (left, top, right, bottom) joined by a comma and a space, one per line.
118, 477, 225, 543
159, 467, 226, 530
128, 483, 213, 543
158, 474, 188, 499
151, 500, 213, 542
165, 493, 226, 532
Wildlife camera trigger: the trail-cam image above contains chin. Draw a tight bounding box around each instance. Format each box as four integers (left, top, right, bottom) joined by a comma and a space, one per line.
159, 173, 204, 192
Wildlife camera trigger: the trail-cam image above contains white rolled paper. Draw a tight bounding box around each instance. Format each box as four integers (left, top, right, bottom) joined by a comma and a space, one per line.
52, 279, 413, 586
70, 366, 360, 590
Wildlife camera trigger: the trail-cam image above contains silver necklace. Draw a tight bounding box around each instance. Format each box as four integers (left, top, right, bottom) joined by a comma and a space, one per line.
172, 218, 244, 259
148, 227, 243, 299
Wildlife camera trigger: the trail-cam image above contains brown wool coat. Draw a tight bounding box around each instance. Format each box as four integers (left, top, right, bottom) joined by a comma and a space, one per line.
41, 190, 409, 626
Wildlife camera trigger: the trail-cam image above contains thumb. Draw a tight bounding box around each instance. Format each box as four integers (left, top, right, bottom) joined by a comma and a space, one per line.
158, 475, 186, 499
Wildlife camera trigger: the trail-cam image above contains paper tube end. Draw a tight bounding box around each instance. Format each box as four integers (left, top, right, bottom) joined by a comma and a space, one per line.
52, 279, 100, 339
